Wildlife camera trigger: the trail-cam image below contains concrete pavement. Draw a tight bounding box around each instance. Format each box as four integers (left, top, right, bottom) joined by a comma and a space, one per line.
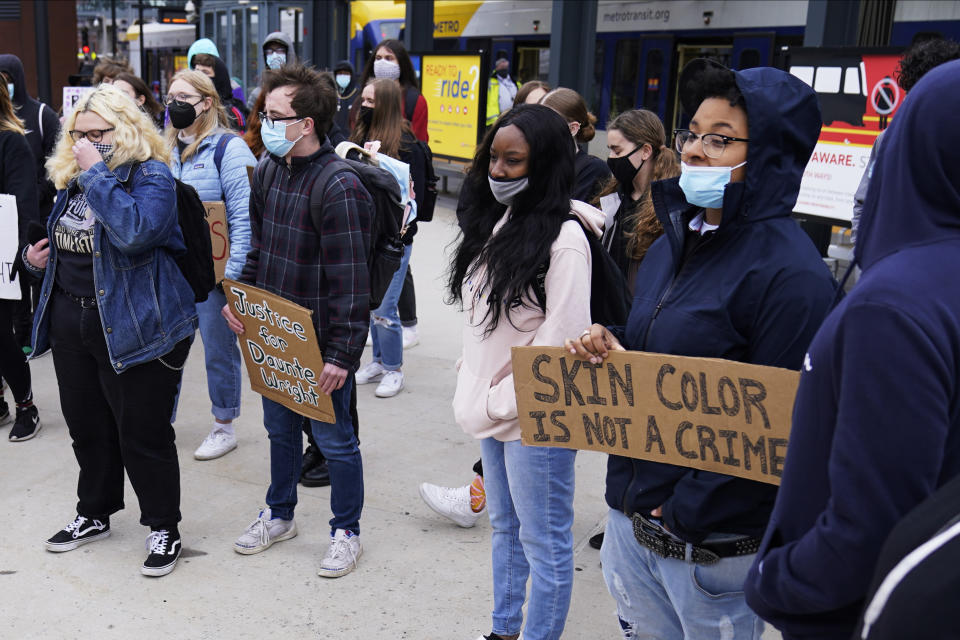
0, 194, 780, 639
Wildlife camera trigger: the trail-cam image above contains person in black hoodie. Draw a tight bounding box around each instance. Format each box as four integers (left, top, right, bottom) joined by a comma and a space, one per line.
0, 55, 59, 350
333, 60, 358, 134
744, 59, 960, 640
191, 53, 248, 131
567, 59, 835, 638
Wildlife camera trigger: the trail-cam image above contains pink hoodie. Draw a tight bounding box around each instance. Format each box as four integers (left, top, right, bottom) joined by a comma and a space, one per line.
453, 200, 604, 442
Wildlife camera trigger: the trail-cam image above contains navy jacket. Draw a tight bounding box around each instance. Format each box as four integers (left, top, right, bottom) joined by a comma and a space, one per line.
744, 60, 960, 640
605, 66, 836, 544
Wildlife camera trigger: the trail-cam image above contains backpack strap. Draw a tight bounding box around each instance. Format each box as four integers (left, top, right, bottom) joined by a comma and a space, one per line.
308, 159, 358, 236
403, 87, 418, 122
213, 133, 233, 173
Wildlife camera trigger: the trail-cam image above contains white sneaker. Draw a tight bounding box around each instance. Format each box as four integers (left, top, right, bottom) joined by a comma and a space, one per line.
419, 483, 485, 528
375, 370, 404, 398
194, 427, 237, 460
318, 528, 362, 578
402, 325, 420, 349
355, 361, 387, 385
233, 508, 297, 555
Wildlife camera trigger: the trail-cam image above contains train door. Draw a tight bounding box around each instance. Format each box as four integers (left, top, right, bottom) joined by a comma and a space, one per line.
670, 44, 733, 131
731, 32, 775, 69
635, 37, 673, 123
515, 44, 549, 82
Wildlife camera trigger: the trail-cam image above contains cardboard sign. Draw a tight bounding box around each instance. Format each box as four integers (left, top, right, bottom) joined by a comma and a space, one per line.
223, 279, 335, 424
0, 194, 21, 300
246, 165, 254, 186
203, 201, 229, 283
62, 86, 95, 119
511, 347, 800, 486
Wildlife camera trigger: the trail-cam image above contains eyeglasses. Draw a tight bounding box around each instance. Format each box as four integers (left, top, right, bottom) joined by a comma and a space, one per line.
674, 129, 749, 159
162, 93, 201, 106
258, 112, 303, 129
68, 128, 115, 143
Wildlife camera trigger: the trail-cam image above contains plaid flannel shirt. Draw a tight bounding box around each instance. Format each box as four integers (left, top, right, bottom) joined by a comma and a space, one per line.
241, 140, 372, 372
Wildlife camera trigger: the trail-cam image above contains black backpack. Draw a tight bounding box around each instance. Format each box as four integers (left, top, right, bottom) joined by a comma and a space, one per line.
412, 138, 439, 222
534, 215, 631, 327
122, 167, 216, 303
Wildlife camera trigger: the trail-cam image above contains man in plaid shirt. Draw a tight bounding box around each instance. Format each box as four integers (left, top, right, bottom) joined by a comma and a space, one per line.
222, 64, 373, 577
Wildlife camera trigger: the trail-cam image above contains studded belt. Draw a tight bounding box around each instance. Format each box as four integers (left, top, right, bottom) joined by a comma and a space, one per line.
631, 512, 761, 566
55, 284, 98, 309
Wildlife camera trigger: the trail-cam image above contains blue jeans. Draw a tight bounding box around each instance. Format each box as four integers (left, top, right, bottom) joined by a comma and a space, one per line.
261, 379, 363, 533
481, 437, 577, 640
196, 287, 242, 421
370, 244, 412, 371
600, 508, 765, 639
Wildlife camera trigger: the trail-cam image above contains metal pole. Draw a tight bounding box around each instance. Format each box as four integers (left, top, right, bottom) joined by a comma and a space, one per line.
548, 0, 597, 102
404, 0, 433, 54
33, 0, 52, 105
111, 0, 117, 55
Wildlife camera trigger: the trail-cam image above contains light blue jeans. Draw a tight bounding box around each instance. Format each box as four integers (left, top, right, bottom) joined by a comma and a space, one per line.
196, 287, 242, 421
370, 244, 412, 371
481, 437, 577, 640
600, 508, 765, 639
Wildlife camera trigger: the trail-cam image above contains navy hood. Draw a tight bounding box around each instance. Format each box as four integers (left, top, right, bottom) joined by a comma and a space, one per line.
854, 59, 960, 271
0, 54, 32, 110
208, 56, 234, 103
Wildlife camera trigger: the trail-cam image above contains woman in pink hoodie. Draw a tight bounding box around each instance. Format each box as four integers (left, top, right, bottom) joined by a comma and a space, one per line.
448, 104, 604, 640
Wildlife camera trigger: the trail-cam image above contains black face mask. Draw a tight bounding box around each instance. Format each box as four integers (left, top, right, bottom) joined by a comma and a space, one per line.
496, 68, 509, 79
606, 146, 645, 192
359, 105, 373, 128
168, 100, 199, 130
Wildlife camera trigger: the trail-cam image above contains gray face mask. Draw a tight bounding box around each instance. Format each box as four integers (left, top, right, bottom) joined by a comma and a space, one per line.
488, 175, 529, 206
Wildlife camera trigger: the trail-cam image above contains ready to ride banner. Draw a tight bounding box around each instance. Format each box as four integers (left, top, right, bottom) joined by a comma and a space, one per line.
419, 52, 486, 162
511, 347, 800, 486
785, 47, 905, 224
223, 279, 335, 424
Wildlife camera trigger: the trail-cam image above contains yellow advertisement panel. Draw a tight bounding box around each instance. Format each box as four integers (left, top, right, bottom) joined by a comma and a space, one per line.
421, 53, 483, 162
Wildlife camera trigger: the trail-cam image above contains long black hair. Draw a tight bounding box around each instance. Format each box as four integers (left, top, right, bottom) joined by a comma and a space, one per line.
447, 104, 576, 333
358, 39, 418, 89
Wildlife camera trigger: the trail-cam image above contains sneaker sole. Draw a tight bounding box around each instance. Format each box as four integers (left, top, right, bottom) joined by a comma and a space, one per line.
9, 420, 42, 442
141, 556, 180, 577
318, 545, 362, 578
402, 338, 419, 350
374, 383, 403, 398
418, 485, 481, 528
194, 440, 238, 461
45, 529, 111, 553
233, 524, 298, 555
355, 373, 384, 385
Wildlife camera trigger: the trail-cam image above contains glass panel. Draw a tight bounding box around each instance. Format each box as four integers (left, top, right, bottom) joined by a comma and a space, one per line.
231, 9, 243, 89
642, 48, 664, 112
610, 39, 641, 121
279, 7, 304, 60
217, 11, 227, 62
203, 12, 214, 40
247, 7, 260, 96
592, 39, 604, 116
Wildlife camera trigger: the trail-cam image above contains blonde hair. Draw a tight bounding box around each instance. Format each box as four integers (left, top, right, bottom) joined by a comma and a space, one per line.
46, 84, 170, 190
0, 81, 24, 135
163, 69, 230, 162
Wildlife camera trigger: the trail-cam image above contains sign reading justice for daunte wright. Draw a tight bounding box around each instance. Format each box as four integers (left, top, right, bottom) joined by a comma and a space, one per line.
511, 347, 800, 486
223, 279, 335, 423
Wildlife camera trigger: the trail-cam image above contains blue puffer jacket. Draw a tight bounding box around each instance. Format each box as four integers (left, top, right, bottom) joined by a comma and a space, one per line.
605, 67, 837, 544
28, 160, 198, 371
170, 131, 255, 280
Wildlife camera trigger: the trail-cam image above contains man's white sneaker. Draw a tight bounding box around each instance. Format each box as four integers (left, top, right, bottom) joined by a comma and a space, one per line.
402, 325, 420, 349
374, 370, 404, 398
194, 427, 237, 460
419, 483, 485, 528
233, 508, 297, 554
318, 528, 362, 578
355, 361, 387, 385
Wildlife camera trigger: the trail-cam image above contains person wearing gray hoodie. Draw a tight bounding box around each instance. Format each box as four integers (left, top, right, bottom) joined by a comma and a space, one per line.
246, 32, 298, 110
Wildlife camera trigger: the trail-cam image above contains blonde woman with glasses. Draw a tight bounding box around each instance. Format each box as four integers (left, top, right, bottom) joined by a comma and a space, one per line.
22, 84, 197, 577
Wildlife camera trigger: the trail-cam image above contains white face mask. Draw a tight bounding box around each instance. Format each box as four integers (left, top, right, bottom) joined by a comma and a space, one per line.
488, 175, 529, 206
373, 59, 401, 80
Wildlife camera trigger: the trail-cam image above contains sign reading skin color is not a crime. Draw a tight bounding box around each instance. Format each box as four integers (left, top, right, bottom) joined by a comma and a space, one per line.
223, 279, 335, 424
511, 347, 800, 486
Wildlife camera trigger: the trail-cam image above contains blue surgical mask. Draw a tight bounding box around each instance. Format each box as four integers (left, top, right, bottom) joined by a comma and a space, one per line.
6, 82, 12, 99
335, 74, 351, 90
261, 119, 303, 157
678, 161, 747, 209
265, 52, 286, 70
488, 174, 529, 206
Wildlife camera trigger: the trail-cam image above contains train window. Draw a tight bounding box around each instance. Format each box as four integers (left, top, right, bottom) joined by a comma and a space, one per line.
738, 48, 761, 70
611, 39, 641, 120
231, 9, 242, 89
843, 67, 860, 94
217, 12, 227, 62
643, 48, 663, 112
203, 12, 214, 43
246, 8, 259, 91
592, 39, 604, 116
814, 67, 842, 94
279, 7, 304, 60
790, 66, 815, 86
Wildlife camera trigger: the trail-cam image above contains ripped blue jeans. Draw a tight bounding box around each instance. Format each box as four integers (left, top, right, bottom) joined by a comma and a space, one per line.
600, 508, 765, 640
369, 244, 412, 371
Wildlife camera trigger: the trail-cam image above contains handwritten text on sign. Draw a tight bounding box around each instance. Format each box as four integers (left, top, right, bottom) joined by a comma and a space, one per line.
0, 194, 21, 300
511, 348, 800, 485
203, 201, 229, 283
223, 279, 335, 423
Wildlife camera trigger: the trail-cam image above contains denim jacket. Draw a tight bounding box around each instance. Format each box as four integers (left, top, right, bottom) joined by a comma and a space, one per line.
27, 159, 198, 372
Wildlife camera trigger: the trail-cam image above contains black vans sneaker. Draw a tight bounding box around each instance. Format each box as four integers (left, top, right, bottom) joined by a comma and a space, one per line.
45, 515, 111, 552
9, 405, 40, 441
142, 529, 181, 577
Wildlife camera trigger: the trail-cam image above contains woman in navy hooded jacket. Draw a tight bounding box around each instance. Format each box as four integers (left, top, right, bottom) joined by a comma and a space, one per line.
568, 60, 835, 638
743, 59, 960, 640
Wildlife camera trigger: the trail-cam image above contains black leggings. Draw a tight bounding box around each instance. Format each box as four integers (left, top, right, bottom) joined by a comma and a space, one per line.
398, 265, 417, 326
0, 300, 32, 404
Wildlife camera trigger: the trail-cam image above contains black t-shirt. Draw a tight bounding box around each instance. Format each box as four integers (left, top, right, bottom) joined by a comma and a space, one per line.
53, 189, 95, 297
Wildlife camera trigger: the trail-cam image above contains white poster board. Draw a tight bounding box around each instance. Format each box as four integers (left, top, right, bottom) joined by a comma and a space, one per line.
62, 87, 95, 120
0, 194, 21, 300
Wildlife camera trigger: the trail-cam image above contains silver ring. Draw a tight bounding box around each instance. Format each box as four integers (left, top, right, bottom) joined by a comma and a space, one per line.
580, 329, 591, 337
